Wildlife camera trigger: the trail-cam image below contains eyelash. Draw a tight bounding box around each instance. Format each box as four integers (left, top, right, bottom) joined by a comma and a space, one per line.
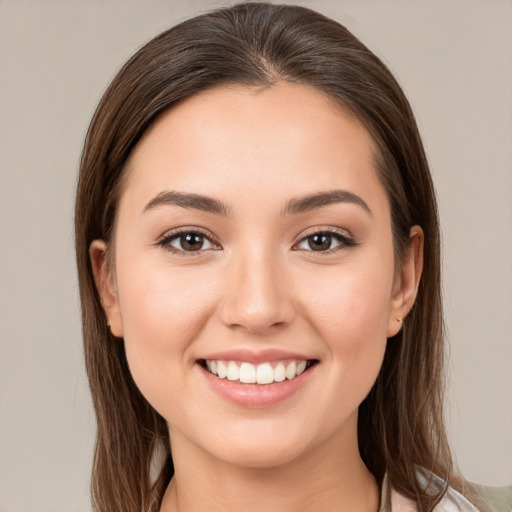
293, 227, 357, 254
156, 227, 356, 255
156, 228, 221, 256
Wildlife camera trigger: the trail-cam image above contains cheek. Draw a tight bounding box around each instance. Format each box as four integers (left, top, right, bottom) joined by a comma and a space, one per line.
301, 258, 394, 343
297, 254, 395, 394
115, 257, 219, 404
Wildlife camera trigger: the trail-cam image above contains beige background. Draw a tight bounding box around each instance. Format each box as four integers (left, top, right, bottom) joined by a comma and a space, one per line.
0, 0, 511, 510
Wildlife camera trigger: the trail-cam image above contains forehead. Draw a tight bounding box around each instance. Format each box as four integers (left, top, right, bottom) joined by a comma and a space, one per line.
120, 82, 386, 215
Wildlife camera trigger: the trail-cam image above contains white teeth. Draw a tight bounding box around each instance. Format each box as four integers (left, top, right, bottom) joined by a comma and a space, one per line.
227, 361, 239, 381
274, 363, 286, 382
204, 359, 311, 384
217, 361, 227, 379
285, 361, 296, 380
256, 363, 274, 384
239, 362, 256, 383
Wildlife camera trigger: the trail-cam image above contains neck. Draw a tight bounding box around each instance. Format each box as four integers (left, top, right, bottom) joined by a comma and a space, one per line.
160, 420, 379, 512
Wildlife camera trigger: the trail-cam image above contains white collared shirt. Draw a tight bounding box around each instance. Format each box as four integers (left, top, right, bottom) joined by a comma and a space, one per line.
380, 471, 480, 512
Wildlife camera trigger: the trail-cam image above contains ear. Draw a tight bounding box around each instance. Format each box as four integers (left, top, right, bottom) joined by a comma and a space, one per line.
387, 225, 424, 337
89, 240, 124, 337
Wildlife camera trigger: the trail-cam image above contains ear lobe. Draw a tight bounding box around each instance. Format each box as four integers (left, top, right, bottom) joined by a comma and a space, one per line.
387, 226, 424, 338
89, 240, 124, 337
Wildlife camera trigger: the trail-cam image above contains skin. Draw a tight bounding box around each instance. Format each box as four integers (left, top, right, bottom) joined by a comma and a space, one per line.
91, 83, 423, 512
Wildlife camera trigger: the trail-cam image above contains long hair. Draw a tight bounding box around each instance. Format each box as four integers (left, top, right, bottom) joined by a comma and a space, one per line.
75, 3, 461, 511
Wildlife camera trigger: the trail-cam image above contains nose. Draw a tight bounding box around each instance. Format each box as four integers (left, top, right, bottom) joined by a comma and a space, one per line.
218, 246, 296, 335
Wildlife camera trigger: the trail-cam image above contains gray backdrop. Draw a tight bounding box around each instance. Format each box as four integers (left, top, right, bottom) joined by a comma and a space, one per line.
0, 1, 511, 511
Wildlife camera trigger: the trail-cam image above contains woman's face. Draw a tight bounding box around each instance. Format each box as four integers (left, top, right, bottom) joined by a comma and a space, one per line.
92, 83, 421, 469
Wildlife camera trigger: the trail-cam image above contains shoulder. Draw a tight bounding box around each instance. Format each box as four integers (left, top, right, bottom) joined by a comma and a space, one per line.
383, 470, 481, 512
471, 483, 512, 512
389, 486, 481, 512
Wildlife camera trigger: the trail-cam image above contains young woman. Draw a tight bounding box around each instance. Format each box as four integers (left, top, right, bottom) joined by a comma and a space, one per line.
75, 3, 486, 511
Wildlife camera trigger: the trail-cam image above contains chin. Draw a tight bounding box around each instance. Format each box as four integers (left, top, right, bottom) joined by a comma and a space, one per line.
198, 416, 340, 471
211, 440, 308, 470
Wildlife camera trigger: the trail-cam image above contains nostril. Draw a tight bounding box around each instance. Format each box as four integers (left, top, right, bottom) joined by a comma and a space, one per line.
219, 300, 296, 335
217, 263, 296, 334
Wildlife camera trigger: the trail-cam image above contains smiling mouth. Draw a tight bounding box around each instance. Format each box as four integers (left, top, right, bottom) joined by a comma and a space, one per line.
199, 359, 318, 385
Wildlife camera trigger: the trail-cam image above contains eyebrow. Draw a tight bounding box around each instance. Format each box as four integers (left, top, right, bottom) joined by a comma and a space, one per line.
143, 188, 371, 218
283, 189, 372, 217
143, 190, 230, 216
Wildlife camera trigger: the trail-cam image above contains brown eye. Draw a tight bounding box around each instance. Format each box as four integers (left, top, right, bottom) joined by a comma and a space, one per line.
295, 230, 355, 253
307, 234, 332, 251
161, 231, 218, 253
180, 233, 205, 251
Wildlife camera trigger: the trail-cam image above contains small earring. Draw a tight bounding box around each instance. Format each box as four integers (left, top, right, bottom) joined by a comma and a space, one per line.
396, 317, 402, 323
107, 319, 111, 328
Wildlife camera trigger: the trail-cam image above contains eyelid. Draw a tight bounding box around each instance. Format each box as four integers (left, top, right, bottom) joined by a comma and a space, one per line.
155, 226, 222, 254
292, 226, 357, 252
298, 225, 353, 239
154, 225, 355, 254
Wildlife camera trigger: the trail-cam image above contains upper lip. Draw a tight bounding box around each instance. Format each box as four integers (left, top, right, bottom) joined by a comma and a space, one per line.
199, 348, 314, 364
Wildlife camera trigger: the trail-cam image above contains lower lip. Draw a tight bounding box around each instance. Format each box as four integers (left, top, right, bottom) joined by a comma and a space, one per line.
199, 363, 317, 407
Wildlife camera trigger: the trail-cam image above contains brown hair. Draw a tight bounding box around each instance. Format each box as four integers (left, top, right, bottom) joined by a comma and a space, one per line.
75, 3, 466, 511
